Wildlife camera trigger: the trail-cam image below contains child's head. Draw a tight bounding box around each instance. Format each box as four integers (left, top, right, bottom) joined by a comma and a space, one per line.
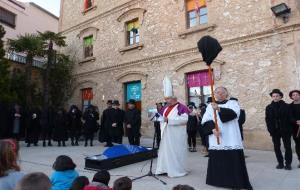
70, 176, 89, 190
172, 185, 195, 190
52, 155, 76, 171
92, 170, 110, 186
113, 177, 132, 190
15, 172, 51, 190
0, 139, 20, 177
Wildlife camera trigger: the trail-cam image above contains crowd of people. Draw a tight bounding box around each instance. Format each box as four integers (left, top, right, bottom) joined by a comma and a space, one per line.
0, 99, 142, 148
0, 139, 196, 190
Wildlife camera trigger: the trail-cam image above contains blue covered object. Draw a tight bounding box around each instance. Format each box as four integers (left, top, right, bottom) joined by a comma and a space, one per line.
103, 144, 149, 159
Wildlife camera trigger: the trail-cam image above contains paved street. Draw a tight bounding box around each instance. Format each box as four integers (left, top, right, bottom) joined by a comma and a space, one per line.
19, 138, 300, 190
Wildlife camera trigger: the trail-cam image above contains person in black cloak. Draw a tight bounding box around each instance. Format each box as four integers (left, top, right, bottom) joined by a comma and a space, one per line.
111, 100, 125, 144
289, 89, 300, 168
40, 106, 54, 147
25, 107, 41, 147
154, 102, 163, 148
9, 103, 24, 141
187, 103, 199, 152
198, 36, 252, 189
230, 97, 246, 141
99, 100, 114, 147
198, 103, 208, 155
83, 105, 99, 147
124, 99, 141, 146
265, 89, 293, 170
52, 108, 68, 147
0, 102, 10, 139
67, 105, 83, 146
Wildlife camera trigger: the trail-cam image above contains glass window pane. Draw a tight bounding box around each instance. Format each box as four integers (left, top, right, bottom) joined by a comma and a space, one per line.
199, 7, 208, 16
189, 97, 200, 107
136, 35, 140, 43
130, 31, 134, 38
129, 37, 134, 45
189, 10, 197, 18
203, 86, 212, 95
189, 87, 201, 96
189, 18, 198, 27
200, 15, 208, 24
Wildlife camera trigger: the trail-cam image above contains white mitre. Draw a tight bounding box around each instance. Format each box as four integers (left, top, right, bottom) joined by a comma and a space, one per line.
163, 76, 174, 98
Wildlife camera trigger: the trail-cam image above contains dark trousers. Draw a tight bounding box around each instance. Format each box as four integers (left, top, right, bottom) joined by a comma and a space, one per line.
271, 133, 292, 165
85, 137, 93, 146
70, 129, 80, 144
293, 133, 300, 161
154, 121, 161, 148
112, 135, 123, 144
188, 131, 197, 148
41, 127, 52, 145
128, 134, 140, 146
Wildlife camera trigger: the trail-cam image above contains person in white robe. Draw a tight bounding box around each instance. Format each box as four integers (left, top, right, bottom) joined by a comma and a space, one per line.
155, 76, 190, 178
201, 87, 252, 190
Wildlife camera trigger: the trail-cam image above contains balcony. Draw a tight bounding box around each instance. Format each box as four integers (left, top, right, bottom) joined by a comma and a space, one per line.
5, 52, 46, 68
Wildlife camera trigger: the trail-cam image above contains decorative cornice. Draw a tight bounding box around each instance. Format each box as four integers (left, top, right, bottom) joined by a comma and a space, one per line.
178, 24, 217, 39
77, 27, 99, 38
61, 0, 141, 34
116, 71, 148, 81
175, 58, 225, 72
117, 8, 147, 22
74, 22, 300, 78
119, 43, 144, 54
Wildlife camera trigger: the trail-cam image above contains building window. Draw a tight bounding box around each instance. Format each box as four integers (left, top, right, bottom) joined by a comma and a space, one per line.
126, 19, 140, 46
83, 35, 93, 58
0, 7, 16, 28
186, 0, 208, 28
82, 88, 93, 111
125, 81, 142, 111
187, 70, 211, 106
84, 0, 94, 10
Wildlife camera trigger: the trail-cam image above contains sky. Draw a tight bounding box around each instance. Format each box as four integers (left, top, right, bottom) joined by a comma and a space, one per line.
18, 0, 61, 17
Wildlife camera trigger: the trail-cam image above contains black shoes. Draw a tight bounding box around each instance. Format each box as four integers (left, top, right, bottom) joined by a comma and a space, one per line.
276, 164, 284, 169
285, 165, 292, 170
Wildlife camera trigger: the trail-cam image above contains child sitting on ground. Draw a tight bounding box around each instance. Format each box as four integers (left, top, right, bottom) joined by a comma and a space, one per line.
50, 155, 79, 190
70, 176, 90, 190
84, 170, 112, 190
112, 177, 132, 190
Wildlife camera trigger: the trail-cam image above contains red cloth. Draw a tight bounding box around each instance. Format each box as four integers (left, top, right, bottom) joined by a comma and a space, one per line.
163, 103, 178, 118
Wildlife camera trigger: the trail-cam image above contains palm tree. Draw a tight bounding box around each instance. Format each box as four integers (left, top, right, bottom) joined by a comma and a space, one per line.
9, 34, 44, 106
38, 31, 66, 110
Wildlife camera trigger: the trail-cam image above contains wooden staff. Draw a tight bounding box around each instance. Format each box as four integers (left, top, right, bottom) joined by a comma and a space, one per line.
208, 65, 220, 145
297, 124, 300, 138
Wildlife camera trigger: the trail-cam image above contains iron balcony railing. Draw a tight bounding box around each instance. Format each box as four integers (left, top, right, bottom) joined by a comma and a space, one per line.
5, 52, 46, 68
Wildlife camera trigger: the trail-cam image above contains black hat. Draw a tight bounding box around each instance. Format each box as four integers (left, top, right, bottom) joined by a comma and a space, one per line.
107, 100, 113, 104
112, 100, 120, 106
128, 99, 136, 104
289, 90, 300, 99
188, 102, 196, 108
207, 97, 212, 103
269, 89, 283, 97
199, 103, 207, 108
197, 36, 223, 66
229, 97, 239, 101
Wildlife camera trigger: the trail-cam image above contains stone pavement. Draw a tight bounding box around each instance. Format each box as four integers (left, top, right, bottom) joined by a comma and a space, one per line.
19, 138, 300, 190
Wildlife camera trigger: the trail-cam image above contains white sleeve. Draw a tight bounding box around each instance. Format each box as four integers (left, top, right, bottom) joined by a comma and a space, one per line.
227, 100, 241, 118
201, 105, 213, 125
167, 113, 188, 126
